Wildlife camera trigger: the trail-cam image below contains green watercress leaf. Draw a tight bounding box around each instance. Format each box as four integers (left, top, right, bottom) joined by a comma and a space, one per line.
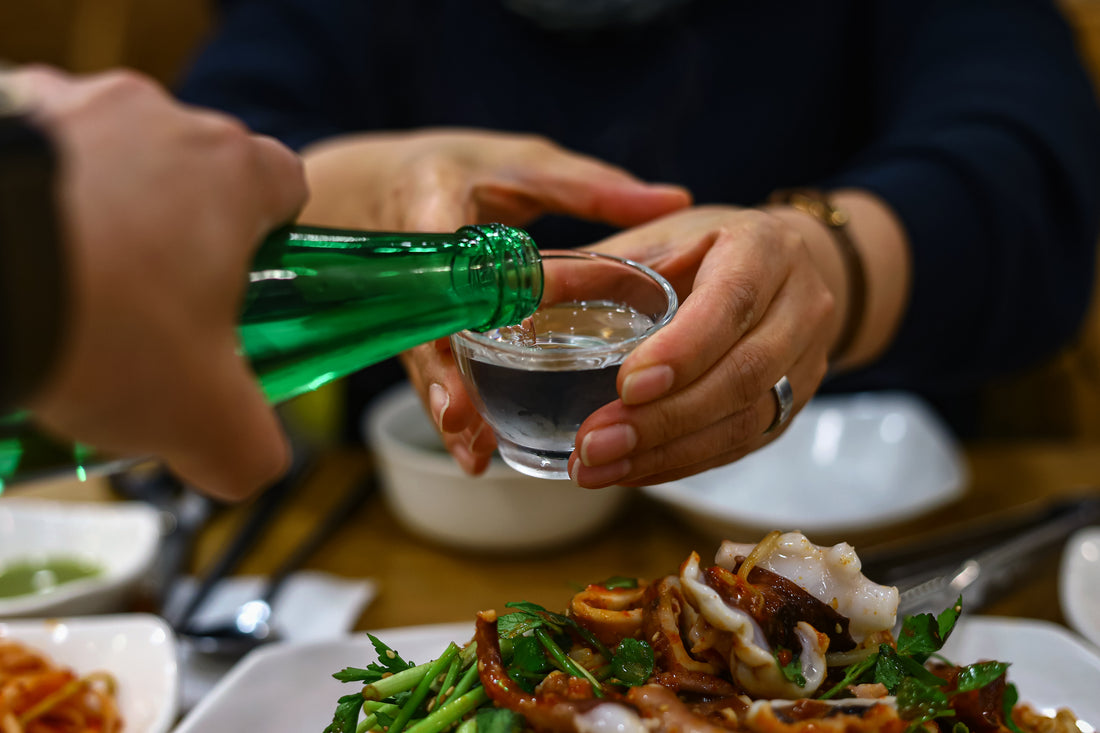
331, 634, 414, 684
323, 693, 365, 733
610, 638, 654, 686
1003, 683, 1026, 733
875, 646, 944, 693
955, 661, 1009, 693
818, 648, 880, 699
598, 576, 639, 590
502, 601, 612, 659
896, 676, 955, 727
512, 634, 552, 674
897, 597, 962, 663
476, 707, 525, 733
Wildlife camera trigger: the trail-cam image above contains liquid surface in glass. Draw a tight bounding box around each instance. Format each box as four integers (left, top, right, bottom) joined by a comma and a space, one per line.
465, 301, 655, 455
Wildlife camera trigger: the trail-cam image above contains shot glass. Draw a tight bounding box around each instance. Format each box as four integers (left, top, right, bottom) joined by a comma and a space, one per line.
450, 250, 678, 479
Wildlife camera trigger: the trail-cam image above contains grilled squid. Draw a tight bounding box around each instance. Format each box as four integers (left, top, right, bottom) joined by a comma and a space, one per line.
569, 583, 648, 647
680, 551, 829, 698
715, 532, 898, 643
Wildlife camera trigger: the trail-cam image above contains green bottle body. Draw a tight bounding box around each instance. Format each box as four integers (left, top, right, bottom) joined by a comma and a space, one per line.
0, 223, 542, 488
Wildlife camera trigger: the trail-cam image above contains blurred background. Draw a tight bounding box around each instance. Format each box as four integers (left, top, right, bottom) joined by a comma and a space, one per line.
3, 0, 1100, 444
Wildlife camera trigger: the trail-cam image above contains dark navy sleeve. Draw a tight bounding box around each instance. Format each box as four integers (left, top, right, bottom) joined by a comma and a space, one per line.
827, 0, 1100, 395
177, 0, 374, 150
177, 0, 1100, 422
0, 114, 65, 409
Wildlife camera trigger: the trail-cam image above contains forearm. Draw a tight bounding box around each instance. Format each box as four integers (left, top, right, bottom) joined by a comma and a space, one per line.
821, 0, 1100, 389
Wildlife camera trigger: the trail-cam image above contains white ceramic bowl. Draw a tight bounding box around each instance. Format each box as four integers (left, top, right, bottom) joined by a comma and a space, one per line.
364, 383, 629, 553
641, 391, 968, 542
1060, 526, 1100, 650
0, 614, 179, 733
0, 498, 162, 617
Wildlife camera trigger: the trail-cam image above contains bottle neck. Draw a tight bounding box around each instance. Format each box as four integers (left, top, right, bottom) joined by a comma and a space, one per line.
243, 222, 543, 404
456, 223, 543, 330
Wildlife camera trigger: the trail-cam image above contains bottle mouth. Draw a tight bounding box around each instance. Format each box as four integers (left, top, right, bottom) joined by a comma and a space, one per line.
452, 249, 678, 362
459, 224, 544, 330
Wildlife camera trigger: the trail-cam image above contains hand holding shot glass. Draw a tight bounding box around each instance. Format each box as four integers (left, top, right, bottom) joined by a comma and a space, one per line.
450, 251, 678, 480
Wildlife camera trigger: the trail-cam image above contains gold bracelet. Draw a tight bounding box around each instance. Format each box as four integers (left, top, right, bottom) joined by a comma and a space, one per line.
769, 188, 866, 362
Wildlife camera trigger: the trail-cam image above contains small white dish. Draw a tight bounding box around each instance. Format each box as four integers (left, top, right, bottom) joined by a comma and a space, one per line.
0, 614, 179, 733
942, 616, 1100, 728
364, 384, 628, 553
173, 616, 1098, 733
0, 498, 162, 617
1060, 526, 1100, 650
641, 391, 967, 540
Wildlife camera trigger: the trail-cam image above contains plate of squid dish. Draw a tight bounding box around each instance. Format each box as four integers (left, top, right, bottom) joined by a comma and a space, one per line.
174, 530, 1096, 733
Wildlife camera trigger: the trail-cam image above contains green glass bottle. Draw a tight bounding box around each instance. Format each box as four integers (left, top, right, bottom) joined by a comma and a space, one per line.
0, 222, 543, 489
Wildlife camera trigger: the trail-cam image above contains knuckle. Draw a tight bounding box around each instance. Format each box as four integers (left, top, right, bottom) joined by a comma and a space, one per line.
405, 152, 464, 191
634, 438, 696, 478
633, 399, 698, 453
728, 341, 771, 404
89, 70, 164, 109
206, 111, 251, 144
99, 68, 155, 93
632, 411, 759, 481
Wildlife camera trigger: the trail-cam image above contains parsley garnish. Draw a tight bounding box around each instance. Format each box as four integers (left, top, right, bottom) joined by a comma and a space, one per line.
609, 637, 655, 686
819, 598, 1014, 732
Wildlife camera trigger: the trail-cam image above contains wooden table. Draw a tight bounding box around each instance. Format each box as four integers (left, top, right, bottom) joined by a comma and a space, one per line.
11, 439, 1100, 632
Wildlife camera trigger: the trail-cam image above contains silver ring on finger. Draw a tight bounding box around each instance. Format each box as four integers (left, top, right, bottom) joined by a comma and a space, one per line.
764, 375, 793, 434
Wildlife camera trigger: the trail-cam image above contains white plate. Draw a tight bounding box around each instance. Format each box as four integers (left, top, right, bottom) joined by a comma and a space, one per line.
173, 616, 1097, 733
1060, 526, 1100, 650
0, 614, 179, 733
641, 391, 967, 539
0, 498, 162, 617
943, 616, 1100, 728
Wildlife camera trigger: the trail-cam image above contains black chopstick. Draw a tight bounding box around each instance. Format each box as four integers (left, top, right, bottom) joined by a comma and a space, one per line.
167, 441, 316, 631
259, 468, 378, 609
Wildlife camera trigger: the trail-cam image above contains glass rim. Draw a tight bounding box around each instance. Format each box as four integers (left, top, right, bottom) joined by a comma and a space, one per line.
451, 250, 678, 358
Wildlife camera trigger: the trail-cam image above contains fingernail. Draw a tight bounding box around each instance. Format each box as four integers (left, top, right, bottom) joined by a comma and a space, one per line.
429, 383, 449, 432
650, 182, 691, 197
572, 459, 632, 488
621, 365, 674, 405
580, 424, 637, 466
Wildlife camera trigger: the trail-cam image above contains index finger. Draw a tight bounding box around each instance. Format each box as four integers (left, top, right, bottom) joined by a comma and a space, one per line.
615, 223, 790, 407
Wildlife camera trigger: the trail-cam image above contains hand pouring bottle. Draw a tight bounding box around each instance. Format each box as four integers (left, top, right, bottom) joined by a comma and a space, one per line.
0, 223, 543, 489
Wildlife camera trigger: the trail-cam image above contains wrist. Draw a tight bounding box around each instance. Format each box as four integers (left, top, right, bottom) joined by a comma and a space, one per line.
768, 189, 866, 365
764, 196, 857, 369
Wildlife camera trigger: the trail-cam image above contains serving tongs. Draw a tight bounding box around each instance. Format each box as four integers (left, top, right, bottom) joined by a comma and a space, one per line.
857, 490, 1100, 618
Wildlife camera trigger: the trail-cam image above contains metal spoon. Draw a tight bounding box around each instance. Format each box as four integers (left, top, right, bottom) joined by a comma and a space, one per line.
179, 470, 377, 660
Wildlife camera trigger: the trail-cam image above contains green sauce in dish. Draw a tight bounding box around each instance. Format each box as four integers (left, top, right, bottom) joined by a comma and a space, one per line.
0, 557, 103, 598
